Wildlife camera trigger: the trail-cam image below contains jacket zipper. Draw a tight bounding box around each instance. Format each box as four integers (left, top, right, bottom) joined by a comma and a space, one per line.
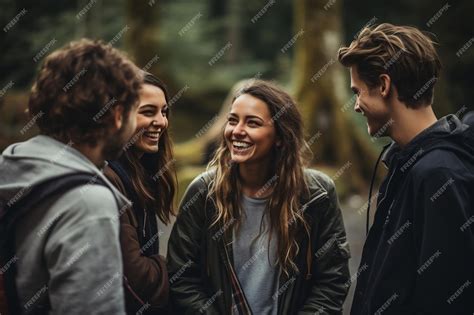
374, 168, 397, 213
360, 166, 398, 306
277, 190, 328, 315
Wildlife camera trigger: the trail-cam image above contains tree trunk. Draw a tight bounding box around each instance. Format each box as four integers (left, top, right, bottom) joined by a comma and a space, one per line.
293, 0, 379, 190
76, 0, 102, 38
125, 0, 172, 84
227, 0, 242, 64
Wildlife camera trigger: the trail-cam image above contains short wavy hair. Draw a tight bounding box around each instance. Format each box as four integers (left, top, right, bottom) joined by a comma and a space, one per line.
28, 38, 143, 145
338, 23, 441, 108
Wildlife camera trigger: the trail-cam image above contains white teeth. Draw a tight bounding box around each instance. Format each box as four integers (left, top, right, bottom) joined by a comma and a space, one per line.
233, 141, 252, 148
146, 132, 160, 137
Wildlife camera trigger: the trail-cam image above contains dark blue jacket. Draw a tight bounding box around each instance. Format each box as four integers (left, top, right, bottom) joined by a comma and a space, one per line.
351, 115, 474, 315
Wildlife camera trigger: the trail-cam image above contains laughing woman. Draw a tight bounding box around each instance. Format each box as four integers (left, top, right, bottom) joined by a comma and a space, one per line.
167, 80, 350, 315
104, 73, 176, 314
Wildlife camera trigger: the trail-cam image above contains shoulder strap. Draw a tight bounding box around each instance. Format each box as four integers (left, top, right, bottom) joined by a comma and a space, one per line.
0, 173, 107, 315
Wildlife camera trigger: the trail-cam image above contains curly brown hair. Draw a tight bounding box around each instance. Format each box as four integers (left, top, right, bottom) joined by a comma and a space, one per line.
338, 23, 441, 108
28, 38, 143, 145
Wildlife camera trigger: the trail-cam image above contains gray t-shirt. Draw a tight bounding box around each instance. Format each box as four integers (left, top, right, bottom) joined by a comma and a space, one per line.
232, 195, 280, 315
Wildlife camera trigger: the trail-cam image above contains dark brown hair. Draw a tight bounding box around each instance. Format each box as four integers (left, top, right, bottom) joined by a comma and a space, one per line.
207, 80, 312, 273
338, 23, 442, 108
120, 73, 177, 223
28, 38, 143, 144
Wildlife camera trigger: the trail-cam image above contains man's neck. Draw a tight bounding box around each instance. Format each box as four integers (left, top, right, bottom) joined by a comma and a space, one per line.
389, 104, 438, 148
72, 142, 105, 168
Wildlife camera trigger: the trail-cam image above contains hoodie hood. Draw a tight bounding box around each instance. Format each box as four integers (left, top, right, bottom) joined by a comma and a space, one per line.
364, 114, 474, 235
0, 135, 130, 209
381, 114, 474, 170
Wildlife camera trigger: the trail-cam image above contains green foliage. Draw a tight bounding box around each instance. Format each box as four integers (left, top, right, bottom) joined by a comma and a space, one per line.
158, 0, 269, 93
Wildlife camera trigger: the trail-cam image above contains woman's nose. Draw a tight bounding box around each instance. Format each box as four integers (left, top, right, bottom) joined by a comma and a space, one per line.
152, 113, 166, 128
232, 122, 246, 136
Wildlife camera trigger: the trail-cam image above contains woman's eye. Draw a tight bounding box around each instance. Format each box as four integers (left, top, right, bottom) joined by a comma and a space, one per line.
248, 121, 260, 127
228, 118, 237, 125
141, 111, 154, 116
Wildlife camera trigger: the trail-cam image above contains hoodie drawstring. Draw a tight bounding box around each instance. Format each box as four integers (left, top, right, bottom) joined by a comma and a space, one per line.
366, 146, 389, 236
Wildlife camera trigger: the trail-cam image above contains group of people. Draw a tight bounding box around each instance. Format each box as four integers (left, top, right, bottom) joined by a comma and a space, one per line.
0, 22, 473, 315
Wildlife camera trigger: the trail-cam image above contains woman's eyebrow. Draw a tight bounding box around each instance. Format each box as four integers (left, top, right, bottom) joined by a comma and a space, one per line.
140, 103, 171, 111
228, 113, 264, 121
139, 104, 156, 109
246, 115, 264, 121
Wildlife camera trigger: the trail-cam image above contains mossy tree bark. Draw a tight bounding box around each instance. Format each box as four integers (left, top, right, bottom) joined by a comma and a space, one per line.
293, 0, 379, 189
125, 0, 173, 85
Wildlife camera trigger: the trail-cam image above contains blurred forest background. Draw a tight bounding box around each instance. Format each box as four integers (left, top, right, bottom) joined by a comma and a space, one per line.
1, 0, 473, 312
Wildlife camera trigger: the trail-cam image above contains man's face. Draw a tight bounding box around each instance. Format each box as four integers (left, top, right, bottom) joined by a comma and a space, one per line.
350, 66, 392, 137
102, 103, 138, 160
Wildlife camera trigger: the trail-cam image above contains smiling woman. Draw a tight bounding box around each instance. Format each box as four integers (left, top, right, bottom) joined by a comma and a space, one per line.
135, 83, 169, 153
103, 72, 177, 314
167, 80, 351, 315
225, 93, 280, 167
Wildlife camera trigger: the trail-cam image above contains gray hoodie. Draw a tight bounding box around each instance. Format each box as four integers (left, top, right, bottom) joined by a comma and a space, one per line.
0, 135, 130, 315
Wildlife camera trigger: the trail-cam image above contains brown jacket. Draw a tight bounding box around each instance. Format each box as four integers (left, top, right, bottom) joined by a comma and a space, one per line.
103, 165, 169, 314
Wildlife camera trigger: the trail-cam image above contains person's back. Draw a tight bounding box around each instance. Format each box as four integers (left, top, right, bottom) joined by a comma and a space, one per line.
0, 39, 143, 314
1, 136, 128, 314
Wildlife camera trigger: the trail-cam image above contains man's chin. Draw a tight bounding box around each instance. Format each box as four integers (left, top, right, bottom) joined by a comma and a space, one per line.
104, 122, 139, 160
367, 122, 376, 136
102, 133, 130, 161
368, 127, 378, 137
368, 124, 391, 139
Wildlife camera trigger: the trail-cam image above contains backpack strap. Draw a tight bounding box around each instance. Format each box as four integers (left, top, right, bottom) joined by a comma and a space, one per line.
0, 172, 107, 315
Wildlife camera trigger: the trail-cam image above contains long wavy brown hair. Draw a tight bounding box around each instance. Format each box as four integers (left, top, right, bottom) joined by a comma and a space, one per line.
119, 73, 177, 223
207, 80, 312, 273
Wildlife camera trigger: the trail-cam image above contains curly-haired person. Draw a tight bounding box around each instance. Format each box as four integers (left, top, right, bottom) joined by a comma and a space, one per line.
0, 39, 143, 315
